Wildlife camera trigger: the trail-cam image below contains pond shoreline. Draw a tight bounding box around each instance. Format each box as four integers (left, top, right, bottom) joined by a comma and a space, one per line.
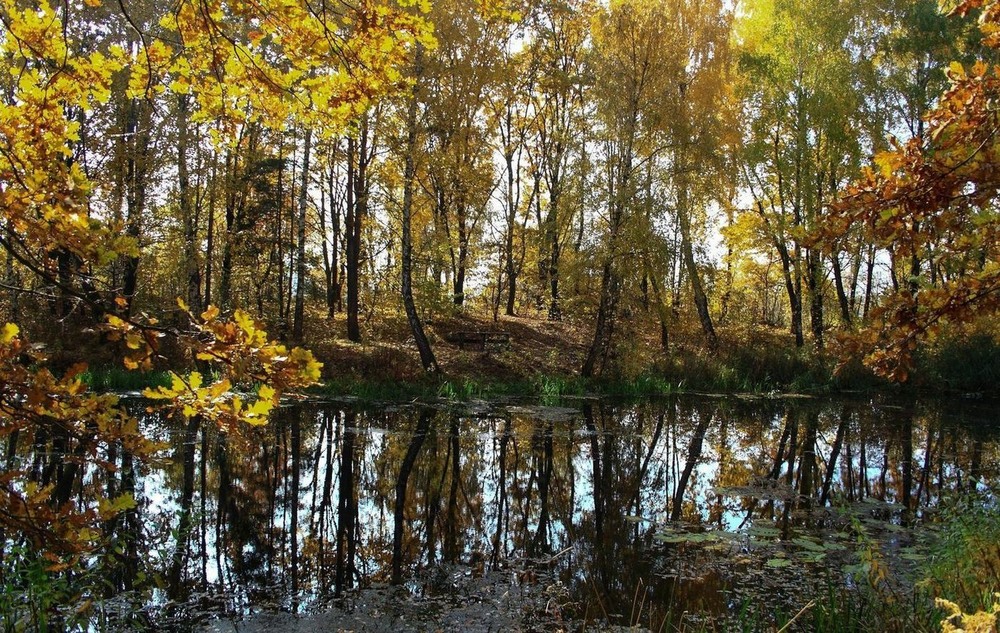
85, 364, 998, 406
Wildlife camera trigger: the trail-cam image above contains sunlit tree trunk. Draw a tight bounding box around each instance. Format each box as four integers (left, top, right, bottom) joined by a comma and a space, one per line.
292, 128, 311, 341
401, 46, 439, 373
676, 163, 718, 349
178, 95, 202, 313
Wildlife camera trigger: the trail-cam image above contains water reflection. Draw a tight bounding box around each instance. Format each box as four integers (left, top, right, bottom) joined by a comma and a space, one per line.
47, 396, 1000, 629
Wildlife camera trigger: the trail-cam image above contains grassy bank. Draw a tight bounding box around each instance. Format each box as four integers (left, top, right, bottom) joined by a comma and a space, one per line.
80, 367, 173, 392
78, 317, 1000, 402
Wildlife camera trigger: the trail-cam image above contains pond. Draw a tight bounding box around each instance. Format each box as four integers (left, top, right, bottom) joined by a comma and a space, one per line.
28, 395, 1000, 630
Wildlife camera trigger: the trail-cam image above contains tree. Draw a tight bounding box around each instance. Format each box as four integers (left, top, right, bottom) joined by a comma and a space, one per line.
400, 45, 441, 373
0, 0, 426, 578
827, 0, 1000, 381
582, 0, 729, 375
417, 0, 509, 307
584, 0, 675, 377
486, 21, 536, 317
661, 0, 732, 349
735, 0, 869, 349
527, 0, 591, 321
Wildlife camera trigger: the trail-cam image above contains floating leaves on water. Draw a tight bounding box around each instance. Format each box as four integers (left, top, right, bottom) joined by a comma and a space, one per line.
624, 515, 649, 524
748, 525, 781, 539
791, 537, 826, 552
654, 529, 733, 545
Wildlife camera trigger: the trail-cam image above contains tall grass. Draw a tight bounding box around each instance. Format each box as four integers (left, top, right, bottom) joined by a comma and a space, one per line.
81, 367, 172, 392
922, 493, 1000, 615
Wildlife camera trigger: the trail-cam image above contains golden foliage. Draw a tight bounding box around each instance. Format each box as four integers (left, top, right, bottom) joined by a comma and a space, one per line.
0, 323, 158, 559
826, 1, 1000, 380
140, 301, 322, 431
937, 595, 1000, 633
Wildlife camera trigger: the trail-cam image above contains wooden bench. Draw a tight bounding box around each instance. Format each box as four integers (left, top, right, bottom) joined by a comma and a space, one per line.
448, 331, 511, 352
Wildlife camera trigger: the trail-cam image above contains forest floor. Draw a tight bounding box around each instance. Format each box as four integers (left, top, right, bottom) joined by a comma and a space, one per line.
299, 304, 837, 398
82, 304, 998, 397
305, 307, 598, 387
300, 304, 1000, 399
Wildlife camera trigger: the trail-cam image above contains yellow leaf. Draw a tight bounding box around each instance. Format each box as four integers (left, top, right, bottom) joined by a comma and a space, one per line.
248, 398, 273, 417
258, 384, 277, 402
0, 323, 19, 344
170, 372, 186, 392
234, 310, 256, 334
209, 378, 231, 398
125, 332, 143, 350
188, 371, 203, 390
201, 305, 220, 322
245, 414, 270, 427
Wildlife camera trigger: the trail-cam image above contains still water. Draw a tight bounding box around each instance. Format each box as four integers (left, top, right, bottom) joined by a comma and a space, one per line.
86, 395, 998, 630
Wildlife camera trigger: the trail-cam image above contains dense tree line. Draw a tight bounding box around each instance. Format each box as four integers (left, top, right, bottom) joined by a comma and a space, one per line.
3, 0, 998, 381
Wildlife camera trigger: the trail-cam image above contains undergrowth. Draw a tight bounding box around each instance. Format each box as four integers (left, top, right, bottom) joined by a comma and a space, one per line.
81, 367, 172, 391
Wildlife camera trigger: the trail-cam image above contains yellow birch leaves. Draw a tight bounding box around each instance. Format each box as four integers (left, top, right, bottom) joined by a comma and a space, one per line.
142, 0, 435, 140
0, 0, 135, 265
139, 301, 322, 430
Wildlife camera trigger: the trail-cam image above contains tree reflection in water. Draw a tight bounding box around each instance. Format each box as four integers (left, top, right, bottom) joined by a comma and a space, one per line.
63, 396, 1000, 629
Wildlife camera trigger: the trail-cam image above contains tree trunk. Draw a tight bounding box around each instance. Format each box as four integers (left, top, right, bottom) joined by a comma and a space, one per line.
319, 149, 343, 317
647, 270, 671, 351
504, 134, 519, 316
219, 150, 237, 311
401, 46, 438, 373
862, 243, 875, 321
178, 95, 202, 313
582, 257, 619, 378
345, 137, 360, 341
453, 201, 468, 306
807, 249, 824, 349
583, 173, 626, 378
346, 119, 371, 342
275, 139, 287, 327
831, 249, 852, 327
292, 128, 311, 341
204, 153, 216, 307
120, 95, 151, 316
677, 179, 718, 349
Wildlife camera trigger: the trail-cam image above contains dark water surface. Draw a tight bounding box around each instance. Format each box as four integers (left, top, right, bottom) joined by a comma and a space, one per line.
88, 395, 998, 630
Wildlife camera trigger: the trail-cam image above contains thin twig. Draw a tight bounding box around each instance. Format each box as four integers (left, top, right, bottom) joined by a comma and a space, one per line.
776, 599, 815, 633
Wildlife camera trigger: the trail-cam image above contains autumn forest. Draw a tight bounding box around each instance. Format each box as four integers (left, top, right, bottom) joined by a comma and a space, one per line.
2, 0, 1000, 629
1, 0, 998, 387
